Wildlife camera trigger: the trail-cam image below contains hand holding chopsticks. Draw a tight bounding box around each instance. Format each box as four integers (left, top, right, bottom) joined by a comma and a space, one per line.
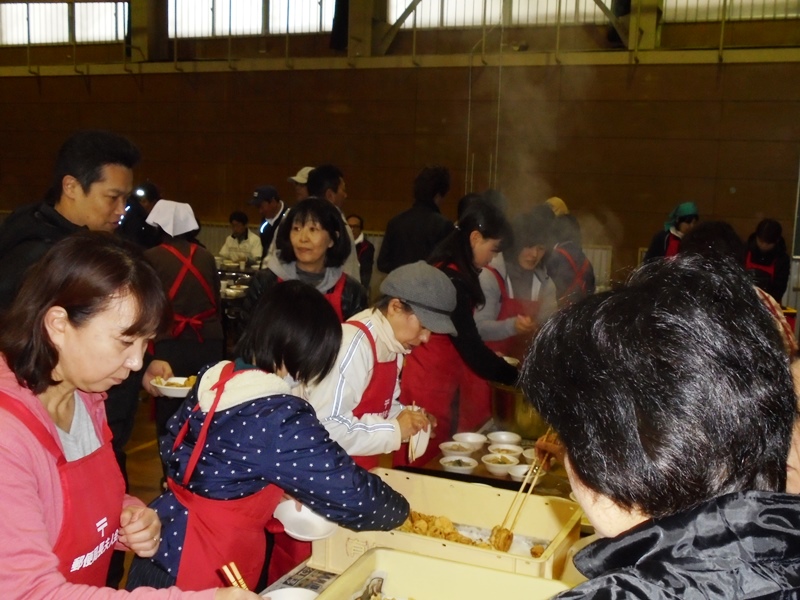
221, 562, 249, 590
490, 427, 554, 552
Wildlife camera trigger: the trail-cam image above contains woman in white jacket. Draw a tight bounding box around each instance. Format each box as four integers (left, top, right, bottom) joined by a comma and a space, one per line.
302, 261, 456, 469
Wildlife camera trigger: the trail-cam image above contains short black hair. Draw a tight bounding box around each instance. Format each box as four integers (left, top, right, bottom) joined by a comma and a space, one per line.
307, 164, 344, 198
680, 220, 746, 265
521, 253, 795, 519
235, 280, 341, 384
48, 130, 140, 204
507, 204, 555, 258
229, 211, 248, 225
274, 197, 351, 268
413, 166, 451, 205
456, 193, 482, 220
756, 218, 783, 245
346, 214, 364, 228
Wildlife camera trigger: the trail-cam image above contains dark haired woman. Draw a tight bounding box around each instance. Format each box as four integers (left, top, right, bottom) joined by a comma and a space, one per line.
400, 198, 519, 465
475, 205, 558, 360
746, 218, 790, 304
126, 280, 409, 592
644, 201, 699, 261
0, 231, 258, 599
242, 197, 367, 324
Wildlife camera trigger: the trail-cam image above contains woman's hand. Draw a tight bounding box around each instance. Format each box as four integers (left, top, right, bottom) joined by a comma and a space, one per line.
397, 408, 431, 441
214, 589, 261, 600
514, 315, 536, 335
142, 360, 174, 396
534, 432, 565, 470
118, 505, 161, 558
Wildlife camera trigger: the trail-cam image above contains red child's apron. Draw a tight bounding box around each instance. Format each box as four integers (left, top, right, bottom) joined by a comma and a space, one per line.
160, 243, 218, 342
347, 321, 401, 471
665, 232, 681, 257
482, 266, 540, 362
0, 393, 124, 585
169, 362, 284, 590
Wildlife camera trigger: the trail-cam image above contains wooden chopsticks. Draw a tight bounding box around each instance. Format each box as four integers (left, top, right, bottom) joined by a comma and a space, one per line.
221, 562, 248, 590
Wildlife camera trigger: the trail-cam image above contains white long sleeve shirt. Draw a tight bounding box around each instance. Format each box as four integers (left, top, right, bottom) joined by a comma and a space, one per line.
302, 309, 407, 458
218, 229, 262, 262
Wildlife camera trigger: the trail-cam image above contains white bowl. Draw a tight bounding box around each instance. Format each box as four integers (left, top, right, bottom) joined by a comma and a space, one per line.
487, 443, 523, 458
481, 453, 519, 476
273, 500, 337, 542
439, 456, 478, 474
439, 441, 475, 457
487, 431, 522, 445
508, 464, 532, 482
522, 447, 538, 464
452, 432, 487, 451
407, 406, 430, 461
150, 377, 193, 398
260, 588, 319, 600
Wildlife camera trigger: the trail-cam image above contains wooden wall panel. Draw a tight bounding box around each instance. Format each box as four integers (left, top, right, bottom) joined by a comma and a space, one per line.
0, 62, 798, 276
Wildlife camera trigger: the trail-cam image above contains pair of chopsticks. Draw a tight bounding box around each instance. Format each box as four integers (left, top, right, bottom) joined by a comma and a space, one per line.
499, 427, 554, 534
221, 562, 248, 590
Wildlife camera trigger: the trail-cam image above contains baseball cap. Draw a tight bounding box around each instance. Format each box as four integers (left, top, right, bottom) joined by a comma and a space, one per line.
380, 261, 457, 336
288, 166, 314, 185
248, 185, 280, 206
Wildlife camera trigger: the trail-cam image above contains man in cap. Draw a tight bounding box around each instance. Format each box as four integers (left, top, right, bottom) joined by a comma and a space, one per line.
249, 184, 288, 268
288, 166, 314, 200
302, 261, 456, 469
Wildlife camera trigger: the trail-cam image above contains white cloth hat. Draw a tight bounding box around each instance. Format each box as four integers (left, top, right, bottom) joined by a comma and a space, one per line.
145, 200, 199, 237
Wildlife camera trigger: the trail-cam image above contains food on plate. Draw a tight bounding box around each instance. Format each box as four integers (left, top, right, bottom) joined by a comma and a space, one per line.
153, 375, 196, 388
484, 455, 514, 465
445, 458, 471, 467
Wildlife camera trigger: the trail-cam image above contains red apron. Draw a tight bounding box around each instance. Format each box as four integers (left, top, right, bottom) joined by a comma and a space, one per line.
169, 362, 284, 590
745, 250, 776, 282
483, 266, 540, 361
278, 274, 347, 322
555, 246, 590, 306
0, 393, 124, 586
665, 232, 681, 257
161, 243, 218, 342
347, 321, 401, 471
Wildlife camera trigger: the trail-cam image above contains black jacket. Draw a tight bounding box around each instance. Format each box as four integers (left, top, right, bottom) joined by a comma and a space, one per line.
258, 205, 289, 260
557, 491, 800, 599
746, 233, 791, 304
0, 202, 82, 312
377, 202, 454, 274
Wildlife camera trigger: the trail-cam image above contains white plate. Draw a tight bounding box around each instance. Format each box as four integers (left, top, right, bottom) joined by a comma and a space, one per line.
273, 500, 337, 542
260, 588, 318, 600
150, 377, 193, 398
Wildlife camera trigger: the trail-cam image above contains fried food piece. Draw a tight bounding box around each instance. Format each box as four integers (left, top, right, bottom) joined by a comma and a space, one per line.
530, 544, 546, 558
489, 525, 513, 552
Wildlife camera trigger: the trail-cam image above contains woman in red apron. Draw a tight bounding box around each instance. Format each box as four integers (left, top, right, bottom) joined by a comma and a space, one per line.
400, 197, 519, 466
0, 232, 256, 599
126, 281, 409, 592
476, 205, 558, 362
241, 198, 367, 327
303, 261, 457, 469
745, 218, 791, 305
144, 201, 224, 447
643, 201, 699, 262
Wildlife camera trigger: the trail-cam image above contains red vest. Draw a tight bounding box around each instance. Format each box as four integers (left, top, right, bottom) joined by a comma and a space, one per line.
0, 393, 124, 586
168, 363, 284, 590
347, 321, 401, 471
278, 273, 348, 322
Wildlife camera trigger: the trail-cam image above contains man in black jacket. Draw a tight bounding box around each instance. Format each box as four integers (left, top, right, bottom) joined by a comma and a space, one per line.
248, 184, 288, 268
377, 165, 453, 274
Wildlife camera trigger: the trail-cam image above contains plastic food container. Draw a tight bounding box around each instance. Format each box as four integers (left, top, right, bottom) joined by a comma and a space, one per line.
439, 441, 475, 457
481, 453, 520, 476
310, 469, 582, 581
487, 430, 523, 445
439, 456, 478, 474
315, 548, 569, 600
452, 432, 487, 451
487, 443, 524, 458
